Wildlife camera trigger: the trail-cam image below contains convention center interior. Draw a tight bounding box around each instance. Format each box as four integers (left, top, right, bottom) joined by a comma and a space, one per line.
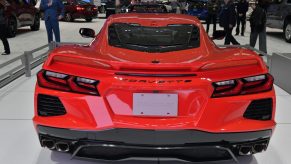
0, 0, 291, 163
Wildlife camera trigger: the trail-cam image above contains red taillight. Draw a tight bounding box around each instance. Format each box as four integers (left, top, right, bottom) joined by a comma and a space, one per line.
76, 6, 85, 11
37, 70, 100, 96
212, 74, 273, 98
37, 70, 70, 91
68, 77, 99, 95
241, 74, 274, 95
93, 7, 97, 10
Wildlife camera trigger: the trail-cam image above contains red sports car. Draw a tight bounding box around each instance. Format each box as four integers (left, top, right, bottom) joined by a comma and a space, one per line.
34, 13, 276, 162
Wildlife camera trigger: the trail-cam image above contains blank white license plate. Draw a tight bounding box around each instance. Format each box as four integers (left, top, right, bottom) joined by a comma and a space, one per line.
133, 93, 178, 116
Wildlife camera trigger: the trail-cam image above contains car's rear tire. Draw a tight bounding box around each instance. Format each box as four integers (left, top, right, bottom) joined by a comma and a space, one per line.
284, 21, 291, 43
7, 17, 17, 38
31, 14, 40, 31
85, 18, 92, 22
64, 13, 73, 22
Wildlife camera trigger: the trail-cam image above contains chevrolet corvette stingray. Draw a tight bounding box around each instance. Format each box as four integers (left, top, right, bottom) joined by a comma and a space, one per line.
33, 13, 276, 162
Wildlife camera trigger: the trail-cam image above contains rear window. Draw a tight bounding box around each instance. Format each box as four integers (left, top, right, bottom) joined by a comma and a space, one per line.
108, 23, 200, 53
129, 5, 167, 13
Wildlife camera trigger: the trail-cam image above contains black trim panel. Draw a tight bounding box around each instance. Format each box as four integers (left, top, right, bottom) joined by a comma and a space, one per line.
115, 72, 197, 77
37, 125, 272, 145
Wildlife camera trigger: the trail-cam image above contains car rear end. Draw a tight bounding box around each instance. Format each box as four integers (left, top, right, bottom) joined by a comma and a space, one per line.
33, 14, 276, 162
72, 1, 98, 20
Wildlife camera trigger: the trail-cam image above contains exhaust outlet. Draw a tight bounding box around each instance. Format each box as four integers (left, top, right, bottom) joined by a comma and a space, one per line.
42, 139, 55, 150
239, 146, 252, 155
55, 142, 70, 152
252, 144, 267, 153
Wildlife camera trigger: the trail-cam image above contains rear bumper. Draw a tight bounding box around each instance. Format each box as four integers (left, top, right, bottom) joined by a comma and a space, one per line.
38, 125, 271, 145
37, 125, 272, 162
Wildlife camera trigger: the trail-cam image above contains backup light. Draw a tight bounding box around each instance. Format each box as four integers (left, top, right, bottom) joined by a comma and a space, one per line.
243, 75, 266, 82
215, 80, 235, 86
45, 71, 68, 79
76, 77, 96, 84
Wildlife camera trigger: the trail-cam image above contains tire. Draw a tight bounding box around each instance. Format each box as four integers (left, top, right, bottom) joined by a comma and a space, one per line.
64, 13, 73, 22
7, 17, 17, 38
30, 14, 40, 31
284, 21, 291, 43
85, 18, 92, 22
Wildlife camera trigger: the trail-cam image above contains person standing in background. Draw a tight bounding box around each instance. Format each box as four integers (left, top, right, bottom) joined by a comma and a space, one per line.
249, 2, 267, 53
206, 0, 220, 35
40, 0, 64, 43
219, 0, 240, 45
235, 0, 248, 36
0, 0, 10, 55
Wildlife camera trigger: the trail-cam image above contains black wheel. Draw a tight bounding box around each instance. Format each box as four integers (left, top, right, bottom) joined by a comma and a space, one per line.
7, 17, 17, 38
284, 21, 291, 43
64, 13, 73, 22
85, 18, 92, 22
31, 14, 40, 31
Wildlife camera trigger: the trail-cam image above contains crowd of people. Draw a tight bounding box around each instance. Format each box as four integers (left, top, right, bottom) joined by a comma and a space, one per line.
166, 0, 268, 53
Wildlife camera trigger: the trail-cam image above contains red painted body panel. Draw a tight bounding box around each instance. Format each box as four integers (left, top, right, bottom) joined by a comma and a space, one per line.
33, 14, 276, 134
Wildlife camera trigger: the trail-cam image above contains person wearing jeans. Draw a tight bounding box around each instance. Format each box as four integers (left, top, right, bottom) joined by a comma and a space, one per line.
235, 0, 248, 36
40, 0, 64, 43
206, 0, 220, 35
0, 0, 10, 55
249, 2, 267, 53
219, 0, 240, 45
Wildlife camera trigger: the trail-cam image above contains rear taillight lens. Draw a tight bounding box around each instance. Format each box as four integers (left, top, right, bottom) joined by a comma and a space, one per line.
76, 6, 85, 11
212, 74, 273, 98
93, 7, 97, 10
37, 70, 100, 96
241, 74, 274, 95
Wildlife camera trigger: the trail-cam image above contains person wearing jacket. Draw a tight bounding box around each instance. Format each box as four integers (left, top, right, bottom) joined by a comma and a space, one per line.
206, 0, 220, 35
235, 0, 248, 36
0, 0, 10, 55
249, 2, 267, 53
219, 0, 240, 45
40, 0, 64, 43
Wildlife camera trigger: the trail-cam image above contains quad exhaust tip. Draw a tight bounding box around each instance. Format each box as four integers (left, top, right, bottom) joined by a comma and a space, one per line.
55, 142, 70, 152
239, 146, 252, 155
42, 139, 55, 150
239, 143, 267, 155
252, 144, 267, 154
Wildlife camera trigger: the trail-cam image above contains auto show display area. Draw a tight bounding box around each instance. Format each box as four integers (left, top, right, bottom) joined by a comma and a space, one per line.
0, 18, 291, 164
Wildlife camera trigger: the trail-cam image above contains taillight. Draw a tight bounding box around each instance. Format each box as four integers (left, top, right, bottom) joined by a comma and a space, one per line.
37, 70, 100, 96
68, 77, 99, 95
37, 70, 70, 91
241, 74, 274, 95
76, 6, 85, 11
93, 7, 97, 10
212, 74, 273, 98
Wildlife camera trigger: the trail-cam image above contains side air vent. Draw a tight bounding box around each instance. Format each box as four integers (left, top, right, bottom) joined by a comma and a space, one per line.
243, 98, 273, 120
37, 94, 66, 116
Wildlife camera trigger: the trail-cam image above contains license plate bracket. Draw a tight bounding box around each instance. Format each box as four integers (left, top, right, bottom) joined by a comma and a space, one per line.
133, 93, 178, 117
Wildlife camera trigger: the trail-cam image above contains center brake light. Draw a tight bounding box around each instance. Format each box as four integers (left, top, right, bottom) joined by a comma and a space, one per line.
212, 74, 274, 98
37, 70, 100, 96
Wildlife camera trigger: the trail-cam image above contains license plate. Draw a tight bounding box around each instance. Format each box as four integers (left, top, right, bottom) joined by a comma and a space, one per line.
133, 93, 178, 116
87, 8, 91, 11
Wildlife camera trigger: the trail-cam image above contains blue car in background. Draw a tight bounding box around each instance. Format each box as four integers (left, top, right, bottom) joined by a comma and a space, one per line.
187, 0, 208, 21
